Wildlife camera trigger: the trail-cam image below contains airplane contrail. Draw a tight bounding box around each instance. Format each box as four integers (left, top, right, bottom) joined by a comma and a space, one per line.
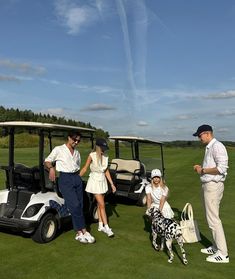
115, 0, 136, 96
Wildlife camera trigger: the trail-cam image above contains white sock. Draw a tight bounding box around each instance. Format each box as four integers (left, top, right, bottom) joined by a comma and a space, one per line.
104, 224, 110, 230
98, 222, 103, 229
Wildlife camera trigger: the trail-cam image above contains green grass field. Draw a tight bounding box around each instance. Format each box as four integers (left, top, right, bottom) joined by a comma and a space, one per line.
0, 146, 234, 279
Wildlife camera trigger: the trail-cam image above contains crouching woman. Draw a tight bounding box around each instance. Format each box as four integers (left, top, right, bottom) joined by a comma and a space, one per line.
145, 169, 174, 219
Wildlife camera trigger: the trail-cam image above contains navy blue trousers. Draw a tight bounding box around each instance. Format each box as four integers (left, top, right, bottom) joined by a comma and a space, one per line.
58, 172, 85, 231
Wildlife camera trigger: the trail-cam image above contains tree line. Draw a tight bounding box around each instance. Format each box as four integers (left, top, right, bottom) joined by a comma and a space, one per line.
0, 106, 109, 139
0, 106, 234, 147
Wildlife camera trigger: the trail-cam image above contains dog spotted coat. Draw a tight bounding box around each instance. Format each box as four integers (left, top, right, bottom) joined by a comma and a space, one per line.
146, 207, 188, 264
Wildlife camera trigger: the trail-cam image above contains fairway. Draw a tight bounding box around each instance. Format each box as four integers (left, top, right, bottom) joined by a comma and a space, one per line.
0, 146, 234, 279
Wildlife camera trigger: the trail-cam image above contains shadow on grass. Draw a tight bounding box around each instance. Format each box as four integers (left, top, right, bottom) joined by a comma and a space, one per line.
105, 193, 139, 220
0, 227, 30, 239
105, 193, 120, 219
172, 207, 182, 220
198, 233, 212, 248
141, 217, 181, 263
142, 207, 212, 264
108, 194, 137, 206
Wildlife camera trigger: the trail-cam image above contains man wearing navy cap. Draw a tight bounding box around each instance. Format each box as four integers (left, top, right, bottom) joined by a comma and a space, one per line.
193, 124, 229, 263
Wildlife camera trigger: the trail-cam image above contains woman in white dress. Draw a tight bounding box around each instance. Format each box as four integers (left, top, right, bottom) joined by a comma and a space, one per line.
80, 138, 116, 237
145, 169, 174, 219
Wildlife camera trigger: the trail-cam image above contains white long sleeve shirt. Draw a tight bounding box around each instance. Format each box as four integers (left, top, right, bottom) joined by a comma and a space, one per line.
45, 144, 81, 173
201, 138, 228, 183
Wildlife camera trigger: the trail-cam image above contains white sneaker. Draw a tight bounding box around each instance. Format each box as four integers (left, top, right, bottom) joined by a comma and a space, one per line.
75, 233, 88, 244
83, 232, 96, 243
105, 228, 114, 237
98, 226, 106, 232
201, 246, 217, 255
206, 251, 229, 263
98, 226, 114, 237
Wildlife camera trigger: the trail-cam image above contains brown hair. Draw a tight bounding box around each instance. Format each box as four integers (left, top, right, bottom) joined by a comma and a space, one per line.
67, 131, 81, 138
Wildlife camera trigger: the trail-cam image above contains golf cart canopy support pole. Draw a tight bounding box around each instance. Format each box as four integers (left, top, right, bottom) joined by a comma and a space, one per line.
48, 131, 52, 152
8, 127, 15, 188
134, 141, 139, 160
39, 129, 46, 193
160, 144, 165, 176
115, 140, 119, 158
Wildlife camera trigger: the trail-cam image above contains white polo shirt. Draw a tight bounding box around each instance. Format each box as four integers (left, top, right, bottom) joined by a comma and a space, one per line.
45, 144, 81, 173
201, 138, 228, 183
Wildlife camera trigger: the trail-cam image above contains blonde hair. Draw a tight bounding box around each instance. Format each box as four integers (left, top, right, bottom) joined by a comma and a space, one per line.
95, 145, 103, 165
155, 177, 170, 198
151, 177, 167, 190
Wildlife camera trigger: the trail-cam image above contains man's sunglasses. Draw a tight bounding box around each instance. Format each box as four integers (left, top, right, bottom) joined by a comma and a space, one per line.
71, 137, 81, 143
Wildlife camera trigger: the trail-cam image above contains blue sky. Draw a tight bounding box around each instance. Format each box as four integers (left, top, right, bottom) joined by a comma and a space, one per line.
0, 0, 235, 141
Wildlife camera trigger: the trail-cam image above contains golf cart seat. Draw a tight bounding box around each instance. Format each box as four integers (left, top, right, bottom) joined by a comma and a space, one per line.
13, 164, 41, 192
109, 159, 141, 187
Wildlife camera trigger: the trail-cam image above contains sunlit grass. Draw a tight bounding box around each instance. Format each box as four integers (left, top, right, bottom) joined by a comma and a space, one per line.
0, 146, 234, 279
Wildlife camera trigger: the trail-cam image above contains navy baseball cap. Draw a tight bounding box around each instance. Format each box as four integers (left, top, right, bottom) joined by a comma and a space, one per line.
95, 138, 109, 151
193, 124, 213, 137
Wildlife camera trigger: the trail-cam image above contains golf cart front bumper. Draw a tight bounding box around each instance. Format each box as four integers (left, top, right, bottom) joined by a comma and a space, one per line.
0, 217, 38, 232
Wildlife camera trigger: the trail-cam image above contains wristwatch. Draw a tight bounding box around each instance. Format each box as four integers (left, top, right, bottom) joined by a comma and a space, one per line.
201, 168, 205, 175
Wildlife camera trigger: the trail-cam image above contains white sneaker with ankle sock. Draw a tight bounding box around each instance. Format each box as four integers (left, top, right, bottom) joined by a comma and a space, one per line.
104, 225, 114, 237
98, 222, 103, 231
105, 228, 114, 237
98, 226, 106, 232
98, 225, 114, 237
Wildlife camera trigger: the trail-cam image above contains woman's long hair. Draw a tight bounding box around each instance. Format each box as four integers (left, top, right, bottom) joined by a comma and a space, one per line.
95, 145, 103, 165
151, 177, 167, 191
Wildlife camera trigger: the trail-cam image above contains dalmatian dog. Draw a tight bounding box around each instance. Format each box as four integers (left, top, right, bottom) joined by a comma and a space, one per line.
146, 207, 188, 265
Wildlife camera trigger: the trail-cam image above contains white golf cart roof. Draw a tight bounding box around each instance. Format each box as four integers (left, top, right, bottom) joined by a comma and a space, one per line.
0, 121, 95, 192
109, 136, 162, 145
0, 121, 95, 132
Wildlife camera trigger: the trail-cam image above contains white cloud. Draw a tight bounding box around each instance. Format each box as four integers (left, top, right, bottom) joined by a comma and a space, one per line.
0, 59, 46, 75
72, 83, 121, 95
54, 0, 99, 35
137, 120, 148, 126
0, 75, 20, 82
80, 103, 116, 111
204, 90, 235, 99
41, 108, 66, 116
38, 77, 124, 97
216, 109, 235, 116
217, 127, 229, 132
175, 114, 197, 120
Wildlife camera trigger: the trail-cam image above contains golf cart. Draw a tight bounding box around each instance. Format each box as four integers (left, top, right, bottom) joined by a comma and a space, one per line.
0, 121, 96, 243
108, 136, 164, 206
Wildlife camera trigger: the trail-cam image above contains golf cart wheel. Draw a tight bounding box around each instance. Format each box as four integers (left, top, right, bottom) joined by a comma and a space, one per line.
136, 191, 147, 207
32, 213, 58, 243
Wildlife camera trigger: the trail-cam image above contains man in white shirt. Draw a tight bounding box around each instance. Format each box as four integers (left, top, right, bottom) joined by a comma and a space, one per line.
193, 124, 229, 263
45, 131, 95, 244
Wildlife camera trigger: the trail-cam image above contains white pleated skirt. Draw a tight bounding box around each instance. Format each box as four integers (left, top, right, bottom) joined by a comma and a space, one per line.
85, 172, 108, 194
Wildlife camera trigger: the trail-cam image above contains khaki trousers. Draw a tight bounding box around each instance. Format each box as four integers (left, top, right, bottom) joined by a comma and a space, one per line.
202, 181, 228, 255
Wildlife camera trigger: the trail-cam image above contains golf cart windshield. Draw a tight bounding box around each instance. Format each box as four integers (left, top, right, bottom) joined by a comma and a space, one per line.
109, 136, 164, 175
